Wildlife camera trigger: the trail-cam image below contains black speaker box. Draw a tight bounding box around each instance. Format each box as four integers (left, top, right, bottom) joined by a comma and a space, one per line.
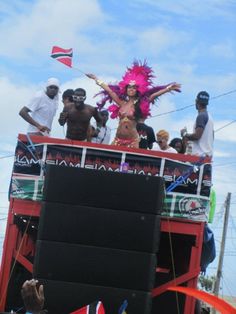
38, 202, 161, 253
39, 279, 152, 314
43, 165, 165, 214
151, 290, 185, 314
34, 241, 156, 291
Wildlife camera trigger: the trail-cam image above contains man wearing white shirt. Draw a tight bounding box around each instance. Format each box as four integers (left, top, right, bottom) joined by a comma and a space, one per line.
91, 109, 111, 144
19, 78, 60, 136
181, 91, 214, 157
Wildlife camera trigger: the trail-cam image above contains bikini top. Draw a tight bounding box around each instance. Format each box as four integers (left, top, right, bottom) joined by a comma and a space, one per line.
118, 105, 135, 120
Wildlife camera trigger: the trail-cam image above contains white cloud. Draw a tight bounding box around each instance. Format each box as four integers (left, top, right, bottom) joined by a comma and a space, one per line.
0, 76, 37, 136
0, 0, 105, 60
0, 143, 16, 154
212, 164, 236, 199
173, 66, 236, 96
213, 150, 232, 158
133, 0, 236, 19
210, 40, 235, 59
137, 27, 190, 56
142, 60, 236, 103
215, 121, 236, 142
148, 98, 177, 134
0, 155, 13, 208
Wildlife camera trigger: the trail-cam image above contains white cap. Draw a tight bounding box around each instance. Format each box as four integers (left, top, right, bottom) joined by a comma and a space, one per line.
46, 77, 60, 88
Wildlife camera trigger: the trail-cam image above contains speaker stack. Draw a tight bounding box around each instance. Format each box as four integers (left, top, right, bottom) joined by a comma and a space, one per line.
34, 165, 165, 314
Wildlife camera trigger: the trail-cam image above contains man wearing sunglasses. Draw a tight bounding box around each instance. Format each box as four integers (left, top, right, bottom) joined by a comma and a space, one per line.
58, 88, 102, 141
19, 78, 60, 136
153, 129, 177, 153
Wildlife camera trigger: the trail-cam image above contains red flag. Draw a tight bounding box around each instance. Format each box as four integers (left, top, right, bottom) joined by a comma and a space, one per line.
70, 301, 105, 314
51, 46, 73, 67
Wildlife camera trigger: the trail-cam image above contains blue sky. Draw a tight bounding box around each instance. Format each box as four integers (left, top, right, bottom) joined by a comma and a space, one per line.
0, 0, 236, 299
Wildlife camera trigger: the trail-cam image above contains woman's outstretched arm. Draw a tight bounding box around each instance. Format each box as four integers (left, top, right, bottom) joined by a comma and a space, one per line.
86, 73, 124, 107
148, 83, 181, 103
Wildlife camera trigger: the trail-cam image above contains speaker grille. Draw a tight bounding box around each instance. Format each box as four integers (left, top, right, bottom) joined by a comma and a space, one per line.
43, 165, 165, 214
38, 202, 161, 253
34, 241, 156, 291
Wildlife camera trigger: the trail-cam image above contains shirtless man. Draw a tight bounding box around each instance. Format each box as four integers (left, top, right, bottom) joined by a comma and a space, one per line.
58, 88, 102, 141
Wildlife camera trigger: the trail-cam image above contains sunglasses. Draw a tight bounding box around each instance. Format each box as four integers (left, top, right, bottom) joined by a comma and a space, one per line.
73, 95, 86, 101
127, 85, 137, 89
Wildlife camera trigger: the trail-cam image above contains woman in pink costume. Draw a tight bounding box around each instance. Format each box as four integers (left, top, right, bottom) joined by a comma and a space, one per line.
87, 61, 181, 148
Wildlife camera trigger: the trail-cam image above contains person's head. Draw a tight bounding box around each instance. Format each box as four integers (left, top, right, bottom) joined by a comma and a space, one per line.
169, 137, 185, 153
62, 89, 74, 104
100, 109, 109, 126
156, 129, 169, 150
73, 88, 86, 106
46, 77, 60, 99
195, 91, 209, 110
119, 61, 154, 97
125, 82, 139, 98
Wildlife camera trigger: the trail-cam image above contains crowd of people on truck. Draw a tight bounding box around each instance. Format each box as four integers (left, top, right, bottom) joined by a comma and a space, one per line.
19, 62, 214, 157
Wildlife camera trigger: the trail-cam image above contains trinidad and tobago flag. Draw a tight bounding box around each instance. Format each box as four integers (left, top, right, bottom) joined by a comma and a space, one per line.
51, 46, 73, 67
70, 301, 105, 314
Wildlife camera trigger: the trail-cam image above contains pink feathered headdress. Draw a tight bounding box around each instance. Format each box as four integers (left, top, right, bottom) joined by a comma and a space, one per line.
119, 61, 154, 95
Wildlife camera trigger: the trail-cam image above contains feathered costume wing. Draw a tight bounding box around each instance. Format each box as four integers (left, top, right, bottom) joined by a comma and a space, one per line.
94, 61, 180, 119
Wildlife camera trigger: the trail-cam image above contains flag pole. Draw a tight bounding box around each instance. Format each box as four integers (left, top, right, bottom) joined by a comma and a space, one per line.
71, 66, 87, 76
51, 58, 87, 75
50, 47, 87, 76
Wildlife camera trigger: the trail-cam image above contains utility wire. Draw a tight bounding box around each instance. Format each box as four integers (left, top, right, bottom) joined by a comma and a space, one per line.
213, 161, 236, 167
111, 88, 236, 130
0, 154, 15, 160
149, 104, 193, 119
222, 274, 236, 299
211, 89, 236, 100
215, 119, 236, 133
151, 89, 236, 119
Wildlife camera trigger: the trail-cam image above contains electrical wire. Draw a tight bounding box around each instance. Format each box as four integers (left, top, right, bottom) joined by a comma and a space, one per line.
215, 119, 236, 133
0, 154, 15, 160
110, 88, 236, 131
213, 162, 236, 168
151, 89, 236, 119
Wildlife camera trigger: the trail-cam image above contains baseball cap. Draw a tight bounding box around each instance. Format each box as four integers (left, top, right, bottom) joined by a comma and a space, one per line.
196, 91, 209, 105
46, 77, 60, 88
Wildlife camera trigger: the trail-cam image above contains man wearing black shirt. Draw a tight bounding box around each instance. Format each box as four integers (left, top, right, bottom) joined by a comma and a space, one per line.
136, 119, 156, 149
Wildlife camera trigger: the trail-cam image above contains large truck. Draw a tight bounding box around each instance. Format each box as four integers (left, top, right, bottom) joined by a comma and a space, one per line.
0, 134, 211, 314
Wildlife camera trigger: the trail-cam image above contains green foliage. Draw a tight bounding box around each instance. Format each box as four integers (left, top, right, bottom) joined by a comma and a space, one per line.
198, 274, 216, 292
